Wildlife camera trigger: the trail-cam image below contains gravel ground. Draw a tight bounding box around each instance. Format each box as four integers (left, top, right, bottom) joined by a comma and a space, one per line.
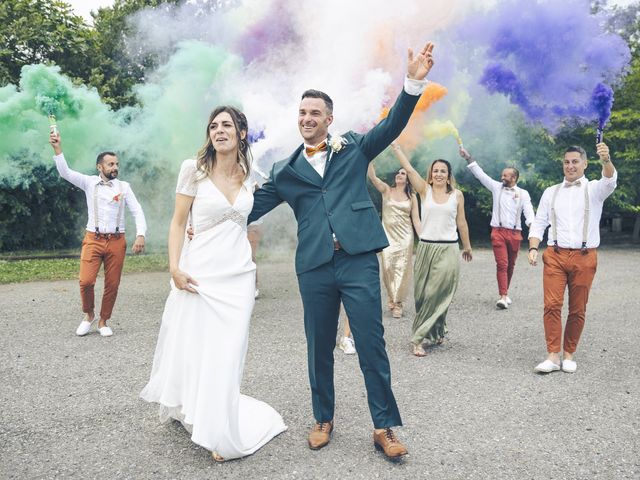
1, 247, 638, 480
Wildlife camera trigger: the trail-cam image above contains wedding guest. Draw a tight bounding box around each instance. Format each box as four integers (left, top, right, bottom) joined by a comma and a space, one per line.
392, 144, 472, 356
459, 147, 535, 309
337, 305, 356, 355
529, 143, 617, 374
367, 162, 419, 318
49, 132, 146, 337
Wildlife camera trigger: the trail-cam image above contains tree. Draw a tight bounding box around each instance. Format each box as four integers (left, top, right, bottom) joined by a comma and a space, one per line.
0, 152, 85, 251
0, 0, 93, 87
88, 0, 181, 109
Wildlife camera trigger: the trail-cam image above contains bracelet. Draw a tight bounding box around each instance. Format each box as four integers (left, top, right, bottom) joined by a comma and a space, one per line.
602, 158, 611, 164
528, 247, 538, 252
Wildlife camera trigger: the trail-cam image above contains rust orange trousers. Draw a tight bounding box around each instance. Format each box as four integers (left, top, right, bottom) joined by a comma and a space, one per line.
542, 247, 597, 354
490, 227, 523, 296
79, 232, 127, 321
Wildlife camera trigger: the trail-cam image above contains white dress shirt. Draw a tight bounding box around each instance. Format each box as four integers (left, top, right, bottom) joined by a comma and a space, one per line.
302, 76, 428, 177
529, 172, 617, 248
54, 153, 147, 236
303, 144, 330, 178
467, 161, 535, 230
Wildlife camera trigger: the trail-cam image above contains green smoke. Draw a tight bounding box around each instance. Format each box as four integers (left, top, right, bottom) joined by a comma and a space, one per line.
0, 64, 116, 177
0, 42, 241, 247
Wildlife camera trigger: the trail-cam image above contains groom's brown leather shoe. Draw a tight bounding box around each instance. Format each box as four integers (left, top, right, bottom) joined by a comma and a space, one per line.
308, 420, 333, 450
373, 428, 408, 458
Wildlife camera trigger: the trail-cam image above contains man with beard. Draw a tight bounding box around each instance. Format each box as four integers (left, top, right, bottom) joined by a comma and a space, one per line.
50, 132, 147, 337
459, 147, 535, 309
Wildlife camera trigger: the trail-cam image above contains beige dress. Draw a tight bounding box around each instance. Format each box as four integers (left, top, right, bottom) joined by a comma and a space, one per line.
380, 195, 414, 307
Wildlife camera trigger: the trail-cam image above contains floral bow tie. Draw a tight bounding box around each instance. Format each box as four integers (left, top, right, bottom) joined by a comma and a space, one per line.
99, 180, 113, 187
564, 180, 581, 188
503, 186, 516, 192
305, 141, 327, 157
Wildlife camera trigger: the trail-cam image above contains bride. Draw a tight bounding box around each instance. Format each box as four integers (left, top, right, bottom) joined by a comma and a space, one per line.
140, 106, 286, 461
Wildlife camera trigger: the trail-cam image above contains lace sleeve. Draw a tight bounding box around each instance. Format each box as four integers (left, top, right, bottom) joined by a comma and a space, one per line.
176, 159, 198, 196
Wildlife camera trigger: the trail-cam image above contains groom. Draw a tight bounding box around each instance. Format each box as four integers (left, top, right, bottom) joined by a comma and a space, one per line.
249, 41, 434, 458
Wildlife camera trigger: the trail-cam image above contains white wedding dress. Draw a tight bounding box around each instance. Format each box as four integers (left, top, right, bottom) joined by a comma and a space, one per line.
140, 159, 286, 459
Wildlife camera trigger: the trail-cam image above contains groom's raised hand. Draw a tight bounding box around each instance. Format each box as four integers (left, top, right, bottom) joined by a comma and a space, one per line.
407, 41, 435, 80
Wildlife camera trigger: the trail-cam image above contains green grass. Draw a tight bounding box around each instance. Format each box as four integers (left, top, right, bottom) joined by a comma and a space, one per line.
0, 253, 168, 284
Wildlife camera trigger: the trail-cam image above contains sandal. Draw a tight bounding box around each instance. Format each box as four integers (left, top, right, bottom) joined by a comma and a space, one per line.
412, 342, 426, 357
211, 452, 225, 462
436, 337, 445, 345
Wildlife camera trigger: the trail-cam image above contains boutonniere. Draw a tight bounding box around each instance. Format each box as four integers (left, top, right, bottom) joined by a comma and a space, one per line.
329, 135, 348, 153
113, 193, 123, 202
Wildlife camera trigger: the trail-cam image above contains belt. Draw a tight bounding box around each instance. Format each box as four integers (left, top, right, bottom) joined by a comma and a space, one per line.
420, 239, 458, 244
87, 231, 123, 240
492, 226, 522, 232
550, 246, 595, 253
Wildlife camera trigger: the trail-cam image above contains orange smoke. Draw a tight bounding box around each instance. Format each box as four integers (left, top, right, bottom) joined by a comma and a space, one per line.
379, 82, 448, 148
379, 81, 448, 120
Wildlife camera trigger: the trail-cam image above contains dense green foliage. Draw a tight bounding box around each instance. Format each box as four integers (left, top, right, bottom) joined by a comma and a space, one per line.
0, 0, 93, 86
0, 155, 85, 250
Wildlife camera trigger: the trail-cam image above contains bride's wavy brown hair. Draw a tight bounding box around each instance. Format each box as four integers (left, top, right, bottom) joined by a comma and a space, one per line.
196, 106, 252, 181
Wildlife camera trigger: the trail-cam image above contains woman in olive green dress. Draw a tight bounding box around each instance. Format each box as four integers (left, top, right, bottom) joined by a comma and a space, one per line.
391, 143, 472, 356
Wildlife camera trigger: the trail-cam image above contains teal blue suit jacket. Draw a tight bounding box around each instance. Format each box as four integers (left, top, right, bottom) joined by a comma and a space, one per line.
248, 89, 420, 274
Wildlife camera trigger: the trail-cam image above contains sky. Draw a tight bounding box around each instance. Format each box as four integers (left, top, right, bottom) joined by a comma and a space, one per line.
67, 0, 114, 23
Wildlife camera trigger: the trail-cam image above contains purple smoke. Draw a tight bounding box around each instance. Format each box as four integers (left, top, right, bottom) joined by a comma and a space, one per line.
237, 0, 299, 64
248, 128, 265, 144
590, 82, 614, 130
460, 0, 630, 130
480, 64, 542, 121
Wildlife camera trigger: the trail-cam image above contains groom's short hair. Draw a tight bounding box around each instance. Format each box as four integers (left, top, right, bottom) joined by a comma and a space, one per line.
301, 89, 333, 114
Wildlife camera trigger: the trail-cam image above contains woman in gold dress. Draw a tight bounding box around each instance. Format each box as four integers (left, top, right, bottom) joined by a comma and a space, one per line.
367, 160, 419, 318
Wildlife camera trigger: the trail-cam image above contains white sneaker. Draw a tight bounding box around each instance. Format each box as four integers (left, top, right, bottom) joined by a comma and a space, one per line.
496, 298, 508, 310
254, 289, 260, 299
561, 359, 577, 373
506, 296, 512, 305
338, 336, 356, 355
75, 317, 96, 336
533, 359, 560, 373
98, 326, 113, 337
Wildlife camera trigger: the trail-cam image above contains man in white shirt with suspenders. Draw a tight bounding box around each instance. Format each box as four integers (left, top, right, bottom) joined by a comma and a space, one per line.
460, 148, 535, 309
528, 143, 616, 374
50, 132, 147, 337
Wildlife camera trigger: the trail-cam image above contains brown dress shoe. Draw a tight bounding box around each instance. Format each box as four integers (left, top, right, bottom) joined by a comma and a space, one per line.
308, 420, 333, 450
373, 428, 408, 458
